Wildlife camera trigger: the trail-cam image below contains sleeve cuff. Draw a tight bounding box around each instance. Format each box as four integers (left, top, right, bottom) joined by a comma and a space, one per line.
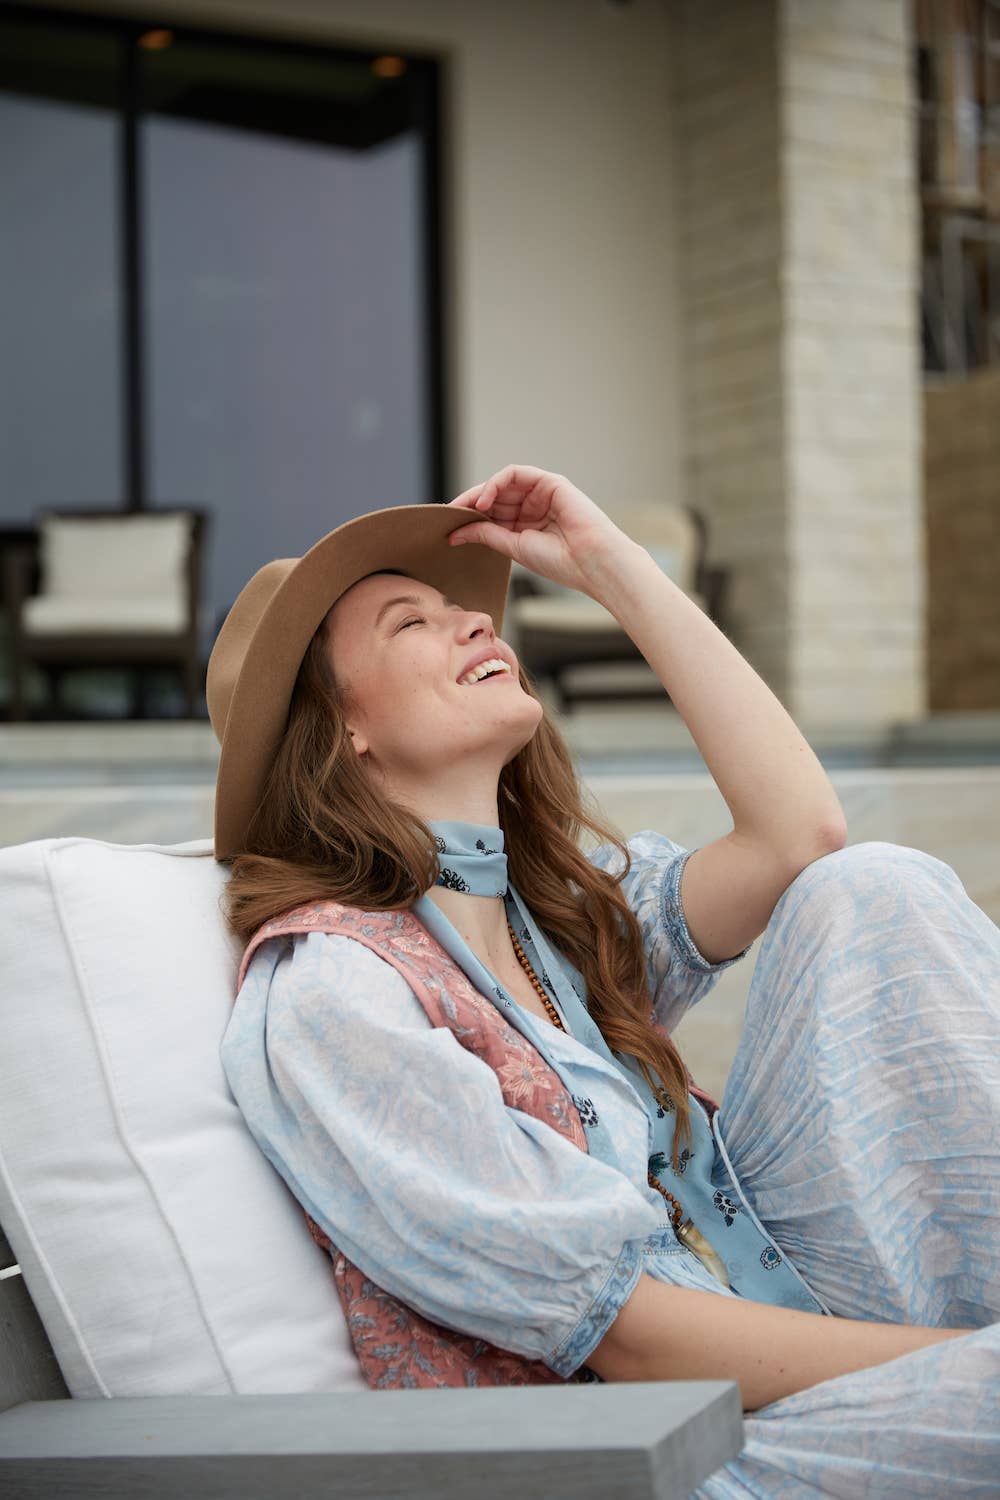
660, 847, 753, 973
545, 1238, 645, 1378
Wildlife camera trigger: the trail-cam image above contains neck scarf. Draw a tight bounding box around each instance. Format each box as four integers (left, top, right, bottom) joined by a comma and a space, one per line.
427, 819, 508, 898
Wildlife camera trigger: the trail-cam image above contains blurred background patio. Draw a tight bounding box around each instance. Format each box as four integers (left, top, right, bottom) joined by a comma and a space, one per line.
2, 0, 998, 1097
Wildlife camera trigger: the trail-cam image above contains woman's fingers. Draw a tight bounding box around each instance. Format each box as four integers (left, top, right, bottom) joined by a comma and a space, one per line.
464, 466, 558, 525
448, 518, 526, 559
451, 466, 554, 501
481, 465, 552, 507
447, 484, 486, 509
448, 465, 622, 597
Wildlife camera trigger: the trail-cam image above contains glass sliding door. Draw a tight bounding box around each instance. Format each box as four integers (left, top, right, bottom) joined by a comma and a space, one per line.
0, 7, 442, 713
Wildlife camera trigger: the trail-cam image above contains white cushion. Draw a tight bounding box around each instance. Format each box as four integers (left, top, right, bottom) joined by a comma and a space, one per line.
514, 590, 706, 634
513, 595, 623, 633
0, 836, 364, 1397
39, 514, 192, 602
22, 595, 188, 636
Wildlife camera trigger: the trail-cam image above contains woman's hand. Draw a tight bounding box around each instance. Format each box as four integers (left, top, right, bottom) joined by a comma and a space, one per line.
447, 464, 632, 596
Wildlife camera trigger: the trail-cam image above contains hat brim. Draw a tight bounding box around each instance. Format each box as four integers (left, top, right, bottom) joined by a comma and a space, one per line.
212, 504, 512, 861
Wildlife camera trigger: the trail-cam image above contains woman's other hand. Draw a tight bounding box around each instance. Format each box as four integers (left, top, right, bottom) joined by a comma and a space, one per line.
447, 464, 632, 597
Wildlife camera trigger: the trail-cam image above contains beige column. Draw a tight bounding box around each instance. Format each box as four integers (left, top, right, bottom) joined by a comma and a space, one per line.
672, 0, 925, 728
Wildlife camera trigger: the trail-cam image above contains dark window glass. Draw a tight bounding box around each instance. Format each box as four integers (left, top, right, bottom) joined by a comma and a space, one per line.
0, 17, 123, 517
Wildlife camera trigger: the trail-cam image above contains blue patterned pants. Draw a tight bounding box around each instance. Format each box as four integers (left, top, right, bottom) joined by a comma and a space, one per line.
696, 841, 1000, 1498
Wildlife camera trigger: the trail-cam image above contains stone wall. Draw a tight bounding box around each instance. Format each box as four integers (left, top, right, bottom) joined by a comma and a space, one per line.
671, 0, 787, 696
672, 0, 926, 729
924, 368, 1000, 710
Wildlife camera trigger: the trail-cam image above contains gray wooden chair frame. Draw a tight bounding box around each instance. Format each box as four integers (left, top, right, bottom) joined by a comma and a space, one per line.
3, 508, 207, 721
1, 1225, 742, 1498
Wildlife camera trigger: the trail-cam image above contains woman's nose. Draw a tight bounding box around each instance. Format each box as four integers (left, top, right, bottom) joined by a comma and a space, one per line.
458, 610, 495, 641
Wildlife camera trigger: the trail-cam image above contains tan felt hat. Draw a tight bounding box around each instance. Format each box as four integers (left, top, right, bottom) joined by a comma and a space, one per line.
206, 504, 511, 860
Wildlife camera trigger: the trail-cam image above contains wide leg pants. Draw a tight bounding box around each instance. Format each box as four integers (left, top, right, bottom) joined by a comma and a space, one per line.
694, 841, 1000, 1498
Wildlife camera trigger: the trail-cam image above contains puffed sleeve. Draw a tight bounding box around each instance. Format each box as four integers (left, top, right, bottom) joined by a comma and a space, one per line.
219, 929, 667, 1378
588, 829, 753, 1034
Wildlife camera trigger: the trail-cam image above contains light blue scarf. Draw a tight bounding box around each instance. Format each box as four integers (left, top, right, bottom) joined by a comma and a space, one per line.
428, 819, 508, 898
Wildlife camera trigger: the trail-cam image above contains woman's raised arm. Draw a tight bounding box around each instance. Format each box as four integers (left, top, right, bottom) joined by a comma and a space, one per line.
449, 464, 848, 964
587, 1271, 969, 1411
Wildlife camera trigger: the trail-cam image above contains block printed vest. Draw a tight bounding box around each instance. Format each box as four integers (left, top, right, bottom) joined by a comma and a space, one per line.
237, 900, 603, 1389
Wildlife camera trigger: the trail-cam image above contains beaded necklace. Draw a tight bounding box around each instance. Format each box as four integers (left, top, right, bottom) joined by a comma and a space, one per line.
506, 916, 729, 1287
506, 919, 566, 1031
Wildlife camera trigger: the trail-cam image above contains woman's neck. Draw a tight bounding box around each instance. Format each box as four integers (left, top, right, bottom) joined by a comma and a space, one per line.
418, 797, 501, 826
424, 884, 512, 962
389, 771, 502, 831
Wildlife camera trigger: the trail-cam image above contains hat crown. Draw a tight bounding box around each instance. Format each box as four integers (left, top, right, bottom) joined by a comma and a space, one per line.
207, 558, 298, 744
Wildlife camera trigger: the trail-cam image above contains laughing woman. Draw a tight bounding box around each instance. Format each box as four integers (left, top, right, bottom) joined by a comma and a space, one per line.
212, 466, 1000, 1496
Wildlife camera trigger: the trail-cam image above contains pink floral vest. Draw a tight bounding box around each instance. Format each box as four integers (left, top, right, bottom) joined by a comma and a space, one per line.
237, 900, 598, 1389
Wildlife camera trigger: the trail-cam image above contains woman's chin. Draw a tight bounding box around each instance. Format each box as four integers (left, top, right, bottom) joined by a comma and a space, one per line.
502, 700, 545, 761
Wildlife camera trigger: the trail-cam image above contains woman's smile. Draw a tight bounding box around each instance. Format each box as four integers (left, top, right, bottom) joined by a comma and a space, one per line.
457, 655, 514, 686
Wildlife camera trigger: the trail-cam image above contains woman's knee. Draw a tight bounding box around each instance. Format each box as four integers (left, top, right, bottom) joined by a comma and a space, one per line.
773, 840, 959, 923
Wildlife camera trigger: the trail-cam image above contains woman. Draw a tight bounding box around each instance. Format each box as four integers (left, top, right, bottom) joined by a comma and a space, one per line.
213, 465, 999, 1495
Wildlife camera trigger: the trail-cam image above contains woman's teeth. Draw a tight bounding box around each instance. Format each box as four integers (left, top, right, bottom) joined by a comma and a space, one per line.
458, 658, 512, 686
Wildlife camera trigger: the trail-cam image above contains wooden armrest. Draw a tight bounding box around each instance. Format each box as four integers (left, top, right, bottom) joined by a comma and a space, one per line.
0, 1382, 742, 1499
2, 547, 39, 627
698, 564, 730, 630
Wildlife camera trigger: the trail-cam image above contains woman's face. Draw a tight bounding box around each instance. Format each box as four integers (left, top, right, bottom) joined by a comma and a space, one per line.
324, 572, 543, 793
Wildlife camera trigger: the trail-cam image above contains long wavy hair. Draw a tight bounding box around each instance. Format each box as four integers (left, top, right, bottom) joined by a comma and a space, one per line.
222, 604, 692, 1158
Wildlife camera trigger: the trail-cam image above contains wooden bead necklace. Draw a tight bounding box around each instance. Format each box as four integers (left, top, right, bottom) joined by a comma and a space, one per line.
506, 915, 728, 1287
507, 919, 566, 1031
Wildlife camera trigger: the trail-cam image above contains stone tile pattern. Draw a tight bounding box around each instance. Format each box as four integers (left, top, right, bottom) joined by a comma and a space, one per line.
671, 0, 925, 728
924, 367, 1000, 711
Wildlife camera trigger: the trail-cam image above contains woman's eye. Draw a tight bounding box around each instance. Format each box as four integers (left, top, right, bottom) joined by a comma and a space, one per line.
397, 616, 424, 630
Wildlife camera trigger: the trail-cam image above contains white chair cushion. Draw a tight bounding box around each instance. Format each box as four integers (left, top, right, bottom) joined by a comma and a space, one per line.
22, 595, 188, 635
514, 590, 706, 634
0, 836, 364, 1397
513, 595, 623, 633
39, 514, 192, 602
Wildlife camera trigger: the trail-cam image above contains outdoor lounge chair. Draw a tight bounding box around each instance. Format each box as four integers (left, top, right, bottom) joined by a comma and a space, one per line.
3, 509, 207, 721
0, 833, 743, 1498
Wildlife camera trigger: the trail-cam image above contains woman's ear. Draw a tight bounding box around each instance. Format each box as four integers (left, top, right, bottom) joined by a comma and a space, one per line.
346, 725, 369, 757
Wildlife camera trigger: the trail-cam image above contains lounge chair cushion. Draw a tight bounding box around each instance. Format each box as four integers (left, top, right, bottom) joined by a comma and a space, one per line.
38, 513, 192, 602
21, 596, 189, 635
514, 589, 707, 634
0, 835, 364, 1398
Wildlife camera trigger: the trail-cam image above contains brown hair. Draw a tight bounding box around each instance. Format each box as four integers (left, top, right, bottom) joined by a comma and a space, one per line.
222, 617, 692, 1158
